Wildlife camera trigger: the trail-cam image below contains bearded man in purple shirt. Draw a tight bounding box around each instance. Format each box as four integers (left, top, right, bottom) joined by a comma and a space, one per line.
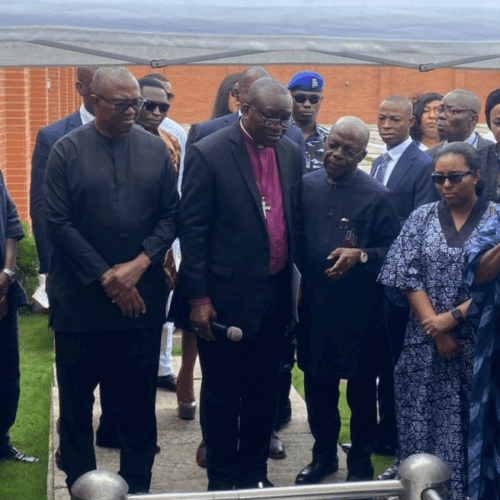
176, 78, 302, 491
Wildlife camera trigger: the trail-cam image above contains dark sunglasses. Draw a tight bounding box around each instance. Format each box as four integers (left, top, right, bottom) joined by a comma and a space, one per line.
431, 171, 473, 185
93, 93, 145, 113
293, 94, 321, 104
143, 101, 169, 113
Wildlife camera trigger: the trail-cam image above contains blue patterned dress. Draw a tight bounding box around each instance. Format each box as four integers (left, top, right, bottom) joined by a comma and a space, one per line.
378, 198, 493, 500
464, 206, 500, 500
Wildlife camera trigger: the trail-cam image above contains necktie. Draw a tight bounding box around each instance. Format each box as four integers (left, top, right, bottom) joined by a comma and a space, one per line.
375, 152, 391, 184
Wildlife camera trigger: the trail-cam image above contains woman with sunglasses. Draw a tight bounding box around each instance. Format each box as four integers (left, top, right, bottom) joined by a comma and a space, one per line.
378, 142, 495, 500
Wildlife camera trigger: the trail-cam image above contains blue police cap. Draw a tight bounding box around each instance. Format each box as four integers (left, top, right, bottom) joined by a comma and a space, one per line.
287, 71, 324, 92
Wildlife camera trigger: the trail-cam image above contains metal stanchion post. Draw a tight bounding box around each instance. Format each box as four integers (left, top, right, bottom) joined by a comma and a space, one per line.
70, 470, 129, 500
399, 453, 452, 500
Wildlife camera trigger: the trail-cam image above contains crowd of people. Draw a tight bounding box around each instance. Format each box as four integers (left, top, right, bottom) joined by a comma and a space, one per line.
1, 64, 500, 500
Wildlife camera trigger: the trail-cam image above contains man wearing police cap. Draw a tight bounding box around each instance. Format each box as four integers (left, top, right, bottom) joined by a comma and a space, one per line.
287, 71, 329, 172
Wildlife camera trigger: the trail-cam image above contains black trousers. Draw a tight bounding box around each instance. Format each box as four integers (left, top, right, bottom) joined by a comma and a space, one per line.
55, 327, 162, 493
0, 309, 20, 454
197, 272, 289, 491
304, 372, 377, 473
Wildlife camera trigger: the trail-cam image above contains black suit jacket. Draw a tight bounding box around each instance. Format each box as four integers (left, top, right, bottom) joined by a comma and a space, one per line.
179, 120, 302, 338
371, 141, 439, 227
187, 111, 307, 172
30, 110, 83, 273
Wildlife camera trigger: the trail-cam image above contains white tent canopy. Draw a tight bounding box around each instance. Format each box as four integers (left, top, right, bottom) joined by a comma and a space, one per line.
1, 0, 500, 70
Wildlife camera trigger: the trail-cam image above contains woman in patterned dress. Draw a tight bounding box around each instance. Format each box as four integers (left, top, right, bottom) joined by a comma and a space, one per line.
378, 142, 495, 500
464, 198, 500, 500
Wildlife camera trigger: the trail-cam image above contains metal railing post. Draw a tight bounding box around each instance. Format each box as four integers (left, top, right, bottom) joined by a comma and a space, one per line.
70, 469, 129, 500
399, 453, 452, 500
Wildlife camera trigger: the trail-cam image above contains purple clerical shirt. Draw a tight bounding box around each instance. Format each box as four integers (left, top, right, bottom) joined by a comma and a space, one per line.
189, 122, 289, 306
241, 123, 288, 275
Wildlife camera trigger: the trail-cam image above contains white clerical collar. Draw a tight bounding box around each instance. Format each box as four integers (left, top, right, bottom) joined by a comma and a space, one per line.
384, 136, 413, 162
240, 119, 265, 149
79, 103, 94, 125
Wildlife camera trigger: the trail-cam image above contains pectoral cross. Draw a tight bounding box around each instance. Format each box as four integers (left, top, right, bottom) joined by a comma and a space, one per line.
262, 197, 271, 219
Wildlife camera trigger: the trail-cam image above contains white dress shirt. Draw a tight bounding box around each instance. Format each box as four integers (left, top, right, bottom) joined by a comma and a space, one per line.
377, 136, 413, 186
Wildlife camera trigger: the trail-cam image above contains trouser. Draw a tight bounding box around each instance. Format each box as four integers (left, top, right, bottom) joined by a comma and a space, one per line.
55, 327, 162, 493
197, 272, 289, 491
304, 372, 377, 472
0, 309, 19, 454
376, 328, 398, 450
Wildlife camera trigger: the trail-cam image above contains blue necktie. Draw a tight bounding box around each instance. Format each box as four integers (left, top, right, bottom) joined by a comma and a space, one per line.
375, 153, 391, 184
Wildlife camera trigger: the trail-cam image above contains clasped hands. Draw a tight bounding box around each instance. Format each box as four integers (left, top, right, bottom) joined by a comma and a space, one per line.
101, 253, 150, 317
325, 248, 363, 280
421, 313, 463, 361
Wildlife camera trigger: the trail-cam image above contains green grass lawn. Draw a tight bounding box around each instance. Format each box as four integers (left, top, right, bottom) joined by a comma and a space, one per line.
0, 312, 53, 500
291, 365, 395, 478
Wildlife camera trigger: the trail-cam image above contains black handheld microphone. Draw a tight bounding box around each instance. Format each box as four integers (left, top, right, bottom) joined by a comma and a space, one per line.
210, 321, 243, 342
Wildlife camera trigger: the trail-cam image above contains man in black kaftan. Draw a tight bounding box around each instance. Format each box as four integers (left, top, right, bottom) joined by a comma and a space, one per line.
44, 67, 178, 494
295, 117, 399, 485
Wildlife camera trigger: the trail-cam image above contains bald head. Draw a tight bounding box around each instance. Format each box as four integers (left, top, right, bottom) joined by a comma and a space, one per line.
90, 67, 142, 139
380, 95, 413, 114
75, 67, 97, 114
378, 95, 414, 147
333, 116, 370, 149
444, 89, 481, 115
241, 78, 292, 148
324, 117, 369, 184
91, 67, 138, 95
438, 89, 481, 142
238, 66, 271, 105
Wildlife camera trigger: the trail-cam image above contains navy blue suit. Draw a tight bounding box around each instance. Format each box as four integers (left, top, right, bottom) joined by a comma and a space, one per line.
371, 141, 439, 228
187, 112, 307, 172
30, 110, 83, 273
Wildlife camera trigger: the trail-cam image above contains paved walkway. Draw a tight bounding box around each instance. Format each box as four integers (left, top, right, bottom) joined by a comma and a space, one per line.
48, 354, 350, 499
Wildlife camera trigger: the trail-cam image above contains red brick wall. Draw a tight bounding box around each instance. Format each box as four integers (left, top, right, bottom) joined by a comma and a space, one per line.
1, 64, 499, 223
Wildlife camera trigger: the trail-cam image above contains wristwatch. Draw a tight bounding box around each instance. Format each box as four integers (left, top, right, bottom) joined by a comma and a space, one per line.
2, 268, 15, 282
359, 250, 368, 263
451, 307, 463, 322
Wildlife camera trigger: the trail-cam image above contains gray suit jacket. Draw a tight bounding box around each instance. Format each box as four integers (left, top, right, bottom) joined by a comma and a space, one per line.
427, 133, 493, 159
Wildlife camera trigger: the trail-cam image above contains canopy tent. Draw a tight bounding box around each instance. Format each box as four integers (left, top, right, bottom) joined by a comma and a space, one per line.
1, 0, 500, 70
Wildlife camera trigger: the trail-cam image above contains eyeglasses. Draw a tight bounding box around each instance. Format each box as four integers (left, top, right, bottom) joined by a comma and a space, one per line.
293, 94, 321, 104
143, 101, 170, 113
436, 105, 472, 117
431, 170, 473, 184
93, 94, 145, 113
250, 104, 291, 129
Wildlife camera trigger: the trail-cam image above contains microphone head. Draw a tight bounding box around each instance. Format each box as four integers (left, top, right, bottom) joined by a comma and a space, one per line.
227, 326, 243, 342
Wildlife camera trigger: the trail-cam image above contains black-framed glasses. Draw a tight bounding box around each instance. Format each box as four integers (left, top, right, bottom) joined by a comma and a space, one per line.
93, 94, 145, 113
293, 94, 321, 104
143, 101, 169, 113
250, 104, 291, 129
431, 170, 473, 185
436, 105, 472, 117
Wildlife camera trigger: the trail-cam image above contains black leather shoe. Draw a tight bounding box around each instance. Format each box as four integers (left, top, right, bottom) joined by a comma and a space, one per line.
295, 459, 339, 485
340, 442, 352, 454
268, 431, 286, 460
0, 446, 39, 463
157, 374, 177, 391
377, 460, 399, 480
238, 478, 274, 489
